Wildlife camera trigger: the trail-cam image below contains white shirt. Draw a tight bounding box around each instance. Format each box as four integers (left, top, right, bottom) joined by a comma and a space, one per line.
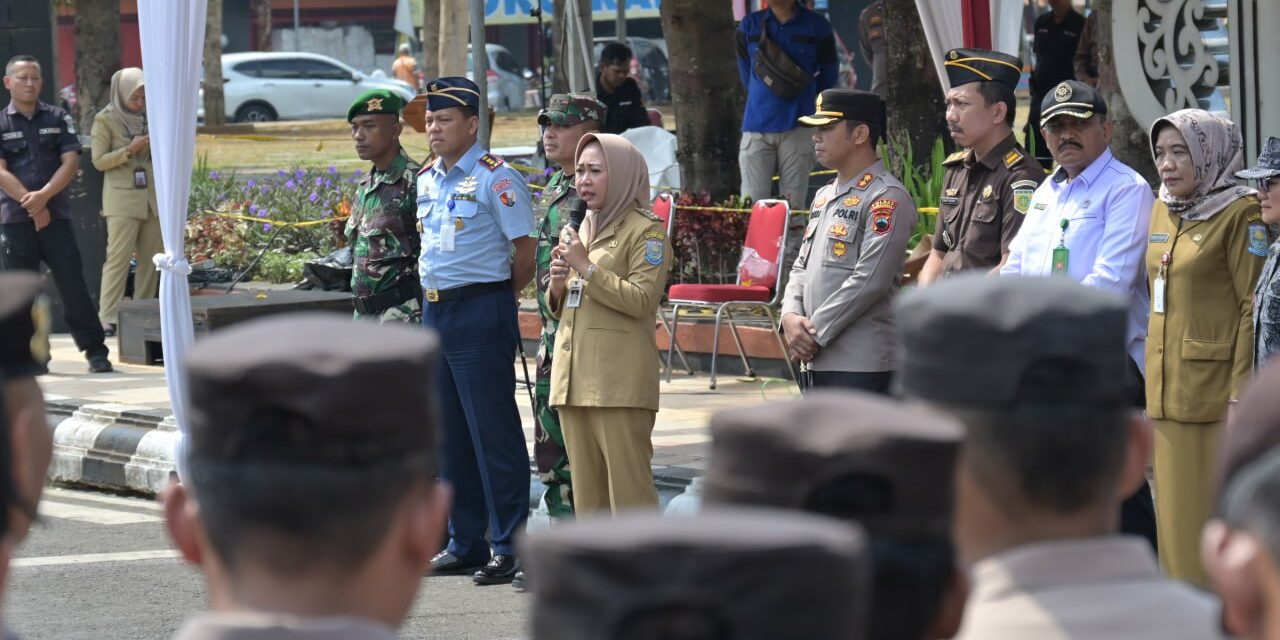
1001, 149, 1154, 371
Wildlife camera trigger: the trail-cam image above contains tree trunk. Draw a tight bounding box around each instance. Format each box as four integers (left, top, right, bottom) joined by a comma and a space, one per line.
438, 0, 467, 77
421, 0, 441, 82
660, 0, 742, 199
552, 0, 592, 93
882, 0, 948, 172
251, 0, 272, 52
73, 0, 121, 134
203, 0, 227, 126
1095, 1, 1157, 185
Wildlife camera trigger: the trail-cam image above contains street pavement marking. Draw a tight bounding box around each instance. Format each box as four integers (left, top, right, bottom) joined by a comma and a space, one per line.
12, 549, 179, 568
44, 487, 163, 512
37, 500, 164, 525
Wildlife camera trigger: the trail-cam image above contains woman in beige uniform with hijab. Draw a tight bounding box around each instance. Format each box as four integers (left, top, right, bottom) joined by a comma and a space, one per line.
91, 67, 161, 335
1145, 108, 1265, 586
547, 133, 671, 515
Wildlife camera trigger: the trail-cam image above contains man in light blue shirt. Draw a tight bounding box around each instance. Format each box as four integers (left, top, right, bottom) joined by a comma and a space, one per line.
415, 77, 537, 586
1001, 80, 1157, 552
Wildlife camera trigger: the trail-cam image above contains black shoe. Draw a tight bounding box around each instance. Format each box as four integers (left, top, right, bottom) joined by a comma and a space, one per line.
88, 356, 114, 373
473, 555, 519, 585
430, 550, 486, 575
511, 570, 526, 592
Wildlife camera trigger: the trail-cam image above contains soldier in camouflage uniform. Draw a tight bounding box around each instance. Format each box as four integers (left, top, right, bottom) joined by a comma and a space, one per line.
533, 94, 605, 519
345, 89, 423, 323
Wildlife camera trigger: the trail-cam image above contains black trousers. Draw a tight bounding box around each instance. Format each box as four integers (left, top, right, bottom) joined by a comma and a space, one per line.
1122, 355, 1159, 554
0, 219, 107, 358
805, 370, 893, 395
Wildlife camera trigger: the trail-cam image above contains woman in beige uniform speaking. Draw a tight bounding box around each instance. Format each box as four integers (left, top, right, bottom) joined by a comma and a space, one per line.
547, 133, 671, 515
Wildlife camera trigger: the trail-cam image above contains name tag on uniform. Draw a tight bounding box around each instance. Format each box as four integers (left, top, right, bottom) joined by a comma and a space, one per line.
37, 127, 60, 135
940, 196, 960, 206
1149, 233, 1170, 244
566, 279, 584, 308
440, 222, 456, 252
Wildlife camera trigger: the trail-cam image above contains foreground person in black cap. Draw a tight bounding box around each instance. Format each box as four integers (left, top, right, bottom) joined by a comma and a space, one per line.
701, 392, 968, 640
164, 315, 450, 640
781, 89, 917, 393
897, 275, 1220, 639
522, 508, 871, 640
919, 48, 1045, 285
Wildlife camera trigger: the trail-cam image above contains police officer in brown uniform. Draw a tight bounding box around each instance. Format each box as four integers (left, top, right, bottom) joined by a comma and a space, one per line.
522, 508, 871, 640
919, 49, 1046, 285
164, 315, 450, 640
701, 392, 968, 640
781, 89, 917, 393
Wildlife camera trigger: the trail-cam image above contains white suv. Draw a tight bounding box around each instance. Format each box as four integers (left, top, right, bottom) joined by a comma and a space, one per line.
202, 52, 416, 123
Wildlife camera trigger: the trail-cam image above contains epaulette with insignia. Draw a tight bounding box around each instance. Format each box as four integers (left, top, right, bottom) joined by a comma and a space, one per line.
942, 150, 969, 166
478, 154, 505, 171
1003, 149, 1024, 169
417, 158, 438, 176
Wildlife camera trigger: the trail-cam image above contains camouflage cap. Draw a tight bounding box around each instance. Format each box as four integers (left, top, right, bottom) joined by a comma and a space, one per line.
347, 89, 406, 122
538, 93, 605, 126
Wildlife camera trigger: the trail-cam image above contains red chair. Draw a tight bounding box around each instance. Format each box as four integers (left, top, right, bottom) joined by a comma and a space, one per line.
652, 192, 694, 376
665, 199, 797, 390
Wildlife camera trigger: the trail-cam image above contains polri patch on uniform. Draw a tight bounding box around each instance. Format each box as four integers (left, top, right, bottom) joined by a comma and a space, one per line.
1148, 232, 1170, 244
812, 196, 829, 210
644, 239, 665, 265
492, 178, 512, 193
870, 198, 897, 236
832, 241, 847, 257
828, 222, 850, 239
842, 195, 861, 207
499, 191, 517, 207
855, 173, 874, 190
1250, 222, 1270, 257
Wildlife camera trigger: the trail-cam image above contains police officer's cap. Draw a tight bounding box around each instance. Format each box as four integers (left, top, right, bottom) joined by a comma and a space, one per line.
1216, 360, 1280, 506
1041, 80, 1109, 123
896, 274, 1129, 409
944, 48, 1023, 90
0, 273, 49, 380
424, 76, 482, 112
798, 89, 885, 128
1236, 136, 1280, 180
184, 313, 440, 466
522, 508, 870, 640
347, 89, 406, 122
702, 391, 963, 538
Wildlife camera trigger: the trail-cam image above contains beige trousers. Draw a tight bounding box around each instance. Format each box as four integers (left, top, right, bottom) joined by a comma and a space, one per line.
1152, 418, 1222, 588
557, 406, 659, 516
738, 128, 816, 207
99, 213, 163, 325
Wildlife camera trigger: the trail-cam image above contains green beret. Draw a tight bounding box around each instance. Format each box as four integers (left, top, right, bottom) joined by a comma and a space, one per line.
347, 89, 405, 122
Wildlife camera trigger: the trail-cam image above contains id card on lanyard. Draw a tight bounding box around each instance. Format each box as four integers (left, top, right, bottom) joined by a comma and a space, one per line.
1051, 218, 1070, 275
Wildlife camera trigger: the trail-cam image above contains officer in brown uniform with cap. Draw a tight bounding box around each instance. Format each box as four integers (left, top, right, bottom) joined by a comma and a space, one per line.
521, 508, 871, 640
896, 275, 1221, 640
701, 392, 968, 640
781, 89, 917, 393
919, 48, 1045, 285
164, 314, 450, 640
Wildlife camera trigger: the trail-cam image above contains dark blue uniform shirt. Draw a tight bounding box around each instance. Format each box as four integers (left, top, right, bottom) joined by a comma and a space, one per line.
0, 102, 81, 224
736, 6, 838, 133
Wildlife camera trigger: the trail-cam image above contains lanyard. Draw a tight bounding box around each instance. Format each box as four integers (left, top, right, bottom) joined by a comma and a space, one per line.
1051, 218, 1069, 275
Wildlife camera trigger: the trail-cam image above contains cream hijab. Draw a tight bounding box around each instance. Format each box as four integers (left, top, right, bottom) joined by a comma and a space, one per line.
574, 133, 651, 244
1150, 108, 1256, 221
107, 67, 146, 137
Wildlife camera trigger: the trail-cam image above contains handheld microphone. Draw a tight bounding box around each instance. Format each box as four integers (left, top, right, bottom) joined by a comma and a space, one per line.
567, 199, 588, 233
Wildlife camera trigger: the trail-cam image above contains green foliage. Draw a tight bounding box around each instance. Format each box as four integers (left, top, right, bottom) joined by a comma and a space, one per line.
255, 251, 320, 284
880, 136, 947, 249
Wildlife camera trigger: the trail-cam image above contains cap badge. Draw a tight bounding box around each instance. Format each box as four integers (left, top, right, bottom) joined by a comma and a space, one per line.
1054, 83, 1073, 102
366, 97, 384, 112
948, 50, 959, 60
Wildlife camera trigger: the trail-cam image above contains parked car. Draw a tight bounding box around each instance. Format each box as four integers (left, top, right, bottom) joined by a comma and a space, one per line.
592, 37, 670, 104
467, 44, 530, 112
198, 52, 415, 123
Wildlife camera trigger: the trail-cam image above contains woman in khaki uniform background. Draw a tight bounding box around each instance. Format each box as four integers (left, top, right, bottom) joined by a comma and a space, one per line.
547, 133, 671, 515
1145, 109, 1265, 586
91, 67, 161, 335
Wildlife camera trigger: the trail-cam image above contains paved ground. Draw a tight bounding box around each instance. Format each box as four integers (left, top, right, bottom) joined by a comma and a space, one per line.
42, 334, 799, 472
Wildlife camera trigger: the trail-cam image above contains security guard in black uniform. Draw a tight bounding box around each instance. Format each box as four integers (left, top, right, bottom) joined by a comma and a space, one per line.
1026, 0, 1085, 165
0, 55, 112, 373
919, 48, 1046, 285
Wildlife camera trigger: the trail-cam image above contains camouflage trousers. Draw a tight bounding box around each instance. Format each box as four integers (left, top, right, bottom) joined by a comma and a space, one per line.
353, 297, 422, 324
534, 370, 574, 518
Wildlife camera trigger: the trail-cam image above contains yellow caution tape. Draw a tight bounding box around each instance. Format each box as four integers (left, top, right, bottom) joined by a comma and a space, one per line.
200, 211, 350, 228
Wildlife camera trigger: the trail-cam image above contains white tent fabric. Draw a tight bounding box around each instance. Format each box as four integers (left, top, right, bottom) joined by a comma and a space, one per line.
137, 0, 204, 474
914, 0, 964, 92
620, 126, 681, 198
990, 0, 1025, 57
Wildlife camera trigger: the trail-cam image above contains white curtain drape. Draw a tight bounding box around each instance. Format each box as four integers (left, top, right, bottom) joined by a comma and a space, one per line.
914, 0, 964, 92
137, 0, 205, 475
990, 0, 1025, 57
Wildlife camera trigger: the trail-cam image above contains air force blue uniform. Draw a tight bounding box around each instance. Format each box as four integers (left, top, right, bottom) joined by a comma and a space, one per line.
416, 78, 536, 563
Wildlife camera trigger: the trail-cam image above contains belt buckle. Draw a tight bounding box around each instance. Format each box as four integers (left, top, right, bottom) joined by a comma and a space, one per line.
425, 289, 440, 302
